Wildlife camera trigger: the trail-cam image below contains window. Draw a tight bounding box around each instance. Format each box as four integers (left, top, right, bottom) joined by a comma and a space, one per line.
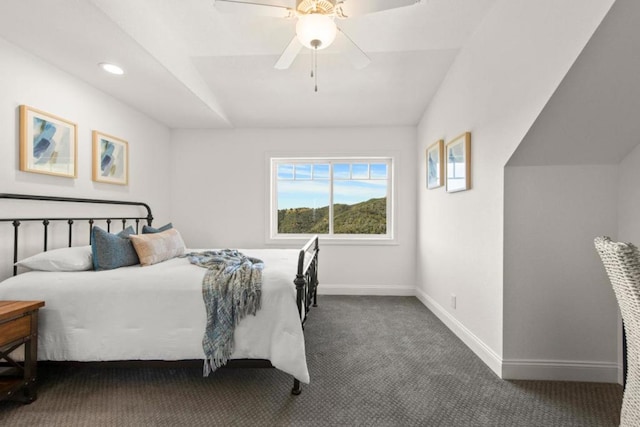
270, 157, 393, 240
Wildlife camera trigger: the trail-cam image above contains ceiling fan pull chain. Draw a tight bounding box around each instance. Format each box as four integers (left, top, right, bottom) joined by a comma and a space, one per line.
314, 46, 318, 92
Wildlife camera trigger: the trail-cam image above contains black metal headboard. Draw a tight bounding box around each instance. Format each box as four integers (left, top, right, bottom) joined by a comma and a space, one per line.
0, 193, 153, 276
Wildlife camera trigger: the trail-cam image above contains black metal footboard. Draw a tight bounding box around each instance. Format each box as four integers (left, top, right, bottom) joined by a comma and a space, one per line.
291, 235, 319, 395
295, 235, 320, 324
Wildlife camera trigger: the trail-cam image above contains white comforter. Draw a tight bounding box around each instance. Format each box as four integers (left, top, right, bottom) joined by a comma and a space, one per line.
0, 249, 309, 383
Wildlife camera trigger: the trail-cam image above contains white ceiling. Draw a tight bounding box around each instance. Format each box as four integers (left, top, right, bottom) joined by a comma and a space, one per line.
0, 0, 497, 129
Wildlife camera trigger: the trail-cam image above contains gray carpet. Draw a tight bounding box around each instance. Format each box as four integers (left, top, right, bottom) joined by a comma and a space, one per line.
0, 296, 623, 426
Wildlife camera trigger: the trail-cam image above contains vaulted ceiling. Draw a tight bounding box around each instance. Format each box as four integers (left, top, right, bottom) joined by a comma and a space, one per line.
0, 0, 497, 128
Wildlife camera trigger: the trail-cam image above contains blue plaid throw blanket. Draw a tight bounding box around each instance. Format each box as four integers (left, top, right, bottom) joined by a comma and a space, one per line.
185, 249, 264, 376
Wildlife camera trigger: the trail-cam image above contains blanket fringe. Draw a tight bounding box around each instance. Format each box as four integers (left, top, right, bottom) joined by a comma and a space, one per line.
202, 287, 262, 377
203, 345, 235, 377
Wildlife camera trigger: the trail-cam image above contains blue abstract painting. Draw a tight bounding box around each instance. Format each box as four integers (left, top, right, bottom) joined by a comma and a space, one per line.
93, 131, 128, 185
426, 140, 443, 189
20, 106, 76, 178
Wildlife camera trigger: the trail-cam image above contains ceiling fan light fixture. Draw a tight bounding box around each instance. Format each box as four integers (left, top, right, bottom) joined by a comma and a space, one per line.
296, 0, 336, 15
295, 13, 337, 50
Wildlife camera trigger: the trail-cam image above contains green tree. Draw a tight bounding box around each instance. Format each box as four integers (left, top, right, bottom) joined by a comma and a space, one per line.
278, 198, 386, 234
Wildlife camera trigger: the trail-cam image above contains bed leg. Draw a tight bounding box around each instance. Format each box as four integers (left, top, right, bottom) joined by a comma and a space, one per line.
313, 286, 318, 307
291, 378, 301, 395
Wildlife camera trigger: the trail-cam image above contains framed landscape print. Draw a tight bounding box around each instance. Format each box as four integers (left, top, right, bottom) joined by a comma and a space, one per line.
445, 132, 471, 193
92, 131, 129, 185
19, 105, 77, 178
426, 139, 444, 189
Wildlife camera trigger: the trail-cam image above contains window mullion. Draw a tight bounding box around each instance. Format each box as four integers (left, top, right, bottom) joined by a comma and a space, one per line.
387, 159, 392, 237
329, 162, 334, 236
272, 160, 280, 237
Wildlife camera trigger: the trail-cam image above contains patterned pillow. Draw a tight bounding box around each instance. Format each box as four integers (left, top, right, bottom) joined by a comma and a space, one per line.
129, 228, 186, 266
91, 225, 140, 271
142, 222, 173, 234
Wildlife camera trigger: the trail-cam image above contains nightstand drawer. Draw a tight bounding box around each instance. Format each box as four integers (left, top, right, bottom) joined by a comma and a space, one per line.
0, 315, 31, 348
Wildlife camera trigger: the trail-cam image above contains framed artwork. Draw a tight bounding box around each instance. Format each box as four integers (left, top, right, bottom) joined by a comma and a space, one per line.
19, 105, 77, 178
426, 139, 444, 189
445, 132, 471, 193
92, 131, 129, 185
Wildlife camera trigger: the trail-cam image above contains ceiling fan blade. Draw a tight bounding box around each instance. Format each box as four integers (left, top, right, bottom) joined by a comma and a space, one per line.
338, 28, 371, 69
274, 36, 303, 69
336, 0, 421, 17
214, 0, 293, 18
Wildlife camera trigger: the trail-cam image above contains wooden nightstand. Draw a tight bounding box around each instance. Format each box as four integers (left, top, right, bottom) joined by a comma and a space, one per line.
0, 300, 45, 404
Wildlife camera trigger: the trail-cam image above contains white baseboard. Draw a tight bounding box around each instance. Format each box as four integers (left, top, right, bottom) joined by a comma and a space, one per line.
415, 288, 620, 383
502, 359, 619, 383
415, 288, 502, 377
317, 284, 415, 296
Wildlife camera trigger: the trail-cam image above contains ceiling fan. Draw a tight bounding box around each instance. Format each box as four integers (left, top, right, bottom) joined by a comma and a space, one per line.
214, 0, 422, 91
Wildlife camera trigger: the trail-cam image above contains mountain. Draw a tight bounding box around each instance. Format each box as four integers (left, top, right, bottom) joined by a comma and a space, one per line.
278, 197, 386, 234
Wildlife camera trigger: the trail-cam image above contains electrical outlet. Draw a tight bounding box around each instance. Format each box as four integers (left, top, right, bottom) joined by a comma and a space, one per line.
450, 294, 457, 309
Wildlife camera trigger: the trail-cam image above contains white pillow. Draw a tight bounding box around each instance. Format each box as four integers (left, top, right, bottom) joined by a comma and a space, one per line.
16, 246, 93, 272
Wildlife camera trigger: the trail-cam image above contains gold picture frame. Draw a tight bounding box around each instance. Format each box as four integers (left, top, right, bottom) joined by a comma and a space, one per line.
426, 139, 444, 189
445, 132, 471, 193
92, 131, 129, 185
19, 105, 78, 178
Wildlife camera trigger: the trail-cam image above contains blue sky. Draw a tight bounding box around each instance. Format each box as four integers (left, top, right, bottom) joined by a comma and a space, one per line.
277, 163, 388, 209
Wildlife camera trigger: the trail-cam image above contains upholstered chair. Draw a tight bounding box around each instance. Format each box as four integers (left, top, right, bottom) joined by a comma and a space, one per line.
594, 236, 640, 427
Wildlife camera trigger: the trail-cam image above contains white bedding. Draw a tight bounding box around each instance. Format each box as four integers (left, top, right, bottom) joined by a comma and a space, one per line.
0, 249, 309, 383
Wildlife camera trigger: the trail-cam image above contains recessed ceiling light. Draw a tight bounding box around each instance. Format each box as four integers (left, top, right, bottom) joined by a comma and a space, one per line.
98, 62, 125, 75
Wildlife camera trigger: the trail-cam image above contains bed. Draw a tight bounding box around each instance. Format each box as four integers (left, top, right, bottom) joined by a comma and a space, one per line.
0, 193, 319, 395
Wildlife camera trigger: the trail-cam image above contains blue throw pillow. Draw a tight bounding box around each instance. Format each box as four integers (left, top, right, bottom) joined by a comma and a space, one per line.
142, 223, 173, 234
91, 225, 140, 271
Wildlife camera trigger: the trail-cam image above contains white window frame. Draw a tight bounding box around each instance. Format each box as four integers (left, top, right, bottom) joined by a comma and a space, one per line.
269, 156, 395, 244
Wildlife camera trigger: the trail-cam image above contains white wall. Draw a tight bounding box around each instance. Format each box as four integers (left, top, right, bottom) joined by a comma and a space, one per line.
619, 143, 640, 245
415, 0, 614, 375
0, 37, 172, 280
500, 0, 640, 383
507, 0, 640, 169
503, 165, 620, 381
170, 127, 417, 294
617, 143, 640, 383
